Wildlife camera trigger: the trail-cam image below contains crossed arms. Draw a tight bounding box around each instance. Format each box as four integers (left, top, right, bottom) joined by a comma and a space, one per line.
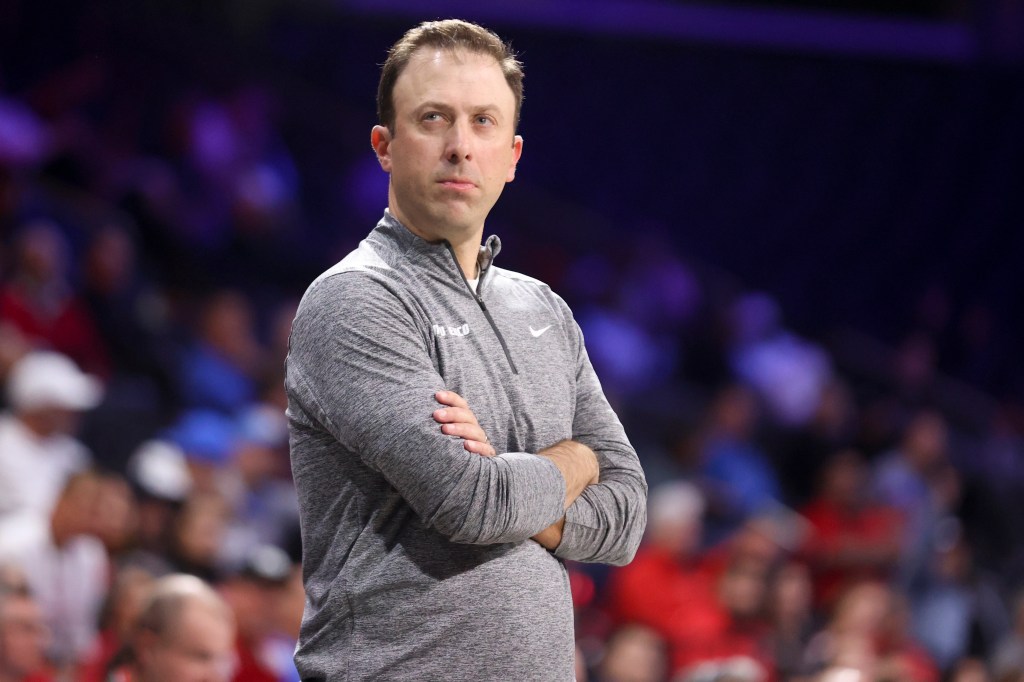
433, 389, 599, 549
287, 274, 647, 565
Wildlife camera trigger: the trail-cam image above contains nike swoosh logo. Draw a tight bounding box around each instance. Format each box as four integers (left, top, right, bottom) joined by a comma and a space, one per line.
529, 325, 552, 338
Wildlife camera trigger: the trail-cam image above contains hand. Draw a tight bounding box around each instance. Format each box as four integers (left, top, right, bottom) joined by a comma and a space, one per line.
432, 390, 496, 457
539, 440, 599, 509
531, 440, 600, 551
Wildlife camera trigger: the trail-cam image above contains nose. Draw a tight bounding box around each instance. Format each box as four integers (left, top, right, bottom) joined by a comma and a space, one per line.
443, 120, 472, 163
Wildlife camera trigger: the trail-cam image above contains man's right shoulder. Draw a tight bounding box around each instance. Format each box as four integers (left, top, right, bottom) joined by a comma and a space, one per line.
308, 239, 393, 288
300, 239, 403, 305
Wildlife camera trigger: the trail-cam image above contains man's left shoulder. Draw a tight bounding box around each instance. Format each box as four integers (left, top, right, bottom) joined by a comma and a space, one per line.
489, 266, 564, 302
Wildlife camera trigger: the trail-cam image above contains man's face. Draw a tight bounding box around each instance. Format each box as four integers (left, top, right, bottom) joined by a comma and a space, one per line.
0, 596, 49, 677
373, 48, 523, 242
138, 601, 236, 682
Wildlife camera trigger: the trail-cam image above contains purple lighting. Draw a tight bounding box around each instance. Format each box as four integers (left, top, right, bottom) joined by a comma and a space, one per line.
334, 0, 976, 63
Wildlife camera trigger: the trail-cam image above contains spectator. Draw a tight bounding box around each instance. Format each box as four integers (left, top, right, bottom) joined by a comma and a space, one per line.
166, 493, 229, 583
804, 580, 938, 682
0, 220, 109, 377
80, 221, 176, 467
696, 385, 782, 541
871, 410, 961, 584
908, 518, 1009, 672
772, 378, 858, 506
177, 290, 265, 414
798, 449, 903, 608
675, 556, 775, 679
81, 221, 172, 384
0, 582, 53, 682
605, 481, 721, 671
765, 560, 817, 682
165, 409, 238, 497
727, 292, 832, 429
992, 590, 1024, 682
122, 440, 192, 573
220, 404, 298, 570
0, 472, 109, 671
90, 473, 139, 559
216, 544, 294, 682
592, 624, 668, 682
77, 566, 156, 682
0, 350, 101, 517
109, 573, 236, 682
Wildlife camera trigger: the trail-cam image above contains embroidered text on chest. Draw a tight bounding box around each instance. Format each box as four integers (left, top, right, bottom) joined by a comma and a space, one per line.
433, 323, 471, 338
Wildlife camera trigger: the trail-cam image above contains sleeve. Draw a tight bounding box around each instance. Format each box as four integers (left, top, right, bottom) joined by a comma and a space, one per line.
286, 273, 566, 545
552, 317, 648, 566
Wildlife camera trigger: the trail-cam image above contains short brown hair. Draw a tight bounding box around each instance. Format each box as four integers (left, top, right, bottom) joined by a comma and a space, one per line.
377, 19, 524, 134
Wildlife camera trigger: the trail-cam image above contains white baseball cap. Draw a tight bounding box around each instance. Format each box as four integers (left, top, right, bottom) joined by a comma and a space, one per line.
6, 351, 103, 411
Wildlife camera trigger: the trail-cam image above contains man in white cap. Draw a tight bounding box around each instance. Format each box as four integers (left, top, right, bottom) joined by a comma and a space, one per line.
0, 350, 103, 518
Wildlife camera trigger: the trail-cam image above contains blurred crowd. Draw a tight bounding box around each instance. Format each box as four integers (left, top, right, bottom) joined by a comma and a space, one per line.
0, 48, 311, 682
5, 13, 1024, 682
554, 234, 1024, 682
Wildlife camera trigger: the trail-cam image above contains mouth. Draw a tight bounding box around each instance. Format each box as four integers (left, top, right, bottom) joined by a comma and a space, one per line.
437, 178, 476, 191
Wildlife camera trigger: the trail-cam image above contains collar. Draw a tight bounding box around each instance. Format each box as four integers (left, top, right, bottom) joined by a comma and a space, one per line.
375, 210, 502, 279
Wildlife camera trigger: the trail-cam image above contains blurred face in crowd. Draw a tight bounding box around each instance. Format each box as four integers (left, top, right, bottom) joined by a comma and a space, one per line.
769, 561, 812, 625
136, 599, 236, 682
0, 594, 50, 678
903, 411, 948, 471
52, 472, 106, 541
596, 625, 667, 682
820, 450, 867, 508
15, 221, 68, 284
18, 405, 80, 438
372, 47, 523, 244
173, 494, 227, 569
719, 558, 768, 621
94, 475, 138, 553
219, 576, 285, 642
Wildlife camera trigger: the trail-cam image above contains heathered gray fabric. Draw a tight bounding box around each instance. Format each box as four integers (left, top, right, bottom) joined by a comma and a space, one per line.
286, 211, 647, 681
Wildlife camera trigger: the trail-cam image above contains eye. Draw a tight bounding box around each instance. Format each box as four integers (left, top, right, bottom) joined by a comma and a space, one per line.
475, 115, 494, 126
422, 112, 444, 123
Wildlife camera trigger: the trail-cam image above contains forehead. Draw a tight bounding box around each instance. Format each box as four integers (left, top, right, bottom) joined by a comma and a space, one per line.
393, 47, 515, 112
170, 602, 234, 648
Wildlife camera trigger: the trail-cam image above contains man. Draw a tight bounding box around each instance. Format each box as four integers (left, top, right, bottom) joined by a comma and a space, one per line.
286, 19, 647, 680
0, 583, 52, 682
0, 350, 102, 518
0, 472, 109, 670
216, 544, 294, 682
113, 574, 236, 682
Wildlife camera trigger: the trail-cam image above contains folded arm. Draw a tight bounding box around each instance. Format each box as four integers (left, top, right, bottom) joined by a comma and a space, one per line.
547, 315, 648, 566
287, 275, 566, 546
432, 392, 598, 550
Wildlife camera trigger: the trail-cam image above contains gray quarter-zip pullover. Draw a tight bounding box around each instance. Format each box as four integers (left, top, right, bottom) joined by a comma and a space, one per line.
286, 211, 647, 681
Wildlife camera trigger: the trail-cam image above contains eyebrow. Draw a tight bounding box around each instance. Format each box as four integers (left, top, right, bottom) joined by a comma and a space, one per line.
416, 102, 503, 117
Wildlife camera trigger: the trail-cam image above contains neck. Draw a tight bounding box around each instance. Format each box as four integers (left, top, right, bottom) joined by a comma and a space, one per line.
447, 237, 481, 279
386, 206, 482, 278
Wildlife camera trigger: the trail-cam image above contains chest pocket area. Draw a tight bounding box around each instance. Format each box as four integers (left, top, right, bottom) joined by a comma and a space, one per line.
510, 324, 577, 449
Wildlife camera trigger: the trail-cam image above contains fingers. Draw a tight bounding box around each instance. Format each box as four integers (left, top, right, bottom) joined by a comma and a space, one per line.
433, 390, 495, 457
432, 406, 479, 427
439, 420, 488, 443
464, 439, 496, 458
435, 390, 469, 409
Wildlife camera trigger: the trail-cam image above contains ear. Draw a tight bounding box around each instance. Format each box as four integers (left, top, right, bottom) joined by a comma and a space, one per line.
371, 125, 393, 173
506, 135, 524, 183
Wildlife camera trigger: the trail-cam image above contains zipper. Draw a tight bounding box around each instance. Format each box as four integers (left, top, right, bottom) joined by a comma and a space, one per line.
444, 241, 519, 375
